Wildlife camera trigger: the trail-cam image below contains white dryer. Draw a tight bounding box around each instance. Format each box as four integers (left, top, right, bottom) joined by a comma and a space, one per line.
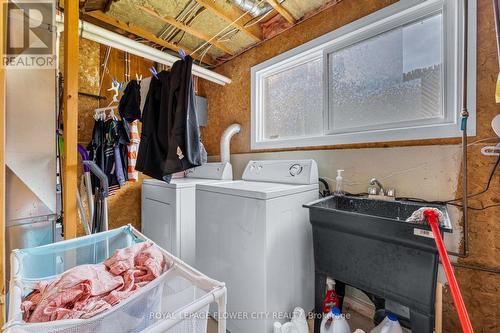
195, 160, 319, 333
141, 162, 232, 266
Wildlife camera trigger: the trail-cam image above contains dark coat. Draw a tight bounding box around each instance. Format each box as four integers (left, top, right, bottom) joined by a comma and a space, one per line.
163, 55, 202, 181
136, 56, 202, 182
135, 71, 170, 180
119, 79, 141, 122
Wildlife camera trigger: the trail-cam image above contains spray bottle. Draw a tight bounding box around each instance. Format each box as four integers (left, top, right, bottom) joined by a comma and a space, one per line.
323, 277, 339, 314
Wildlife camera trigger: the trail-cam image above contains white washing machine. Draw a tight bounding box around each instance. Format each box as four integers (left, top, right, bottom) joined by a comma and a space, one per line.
196, 160, 319, 333
141, 162, 232, 266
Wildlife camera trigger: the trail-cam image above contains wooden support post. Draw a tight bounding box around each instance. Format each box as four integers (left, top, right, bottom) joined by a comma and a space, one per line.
195, 0, 263, 42
0, 0, 6, 325
63, 0, 78, 240
138, 6, 234, 55
265, 0, 296, 24
86, 11, 215, 65
435, 281, 443, 333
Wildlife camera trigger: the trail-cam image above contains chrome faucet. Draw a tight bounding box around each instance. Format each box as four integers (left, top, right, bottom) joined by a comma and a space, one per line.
368, 178, 396, 200
369, 178, 385, 196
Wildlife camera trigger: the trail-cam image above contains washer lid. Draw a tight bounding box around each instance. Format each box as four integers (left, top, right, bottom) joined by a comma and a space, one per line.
143, 178, 227, 189
197, 180, 318, 200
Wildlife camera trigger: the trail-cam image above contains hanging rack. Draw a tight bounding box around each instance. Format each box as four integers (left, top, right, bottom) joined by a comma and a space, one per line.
94, 79, 120, 119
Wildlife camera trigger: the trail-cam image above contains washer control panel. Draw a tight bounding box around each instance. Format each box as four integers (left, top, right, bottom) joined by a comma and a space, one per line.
186, 162, 233, 180
242, 160, 318, 185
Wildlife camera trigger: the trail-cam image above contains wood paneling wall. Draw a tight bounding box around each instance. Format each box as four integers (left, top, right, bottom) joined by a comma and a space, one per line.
199, 0, 500, 331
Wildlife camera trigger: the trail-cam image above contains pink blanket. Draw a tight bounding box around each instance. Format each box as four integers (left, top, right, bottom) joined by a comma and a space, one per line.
22, 241, 167, 323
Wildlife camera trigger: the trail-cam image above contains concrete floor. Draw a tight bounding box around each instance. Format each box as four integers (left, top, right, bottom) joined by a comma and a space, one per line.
207, 309, 374, 333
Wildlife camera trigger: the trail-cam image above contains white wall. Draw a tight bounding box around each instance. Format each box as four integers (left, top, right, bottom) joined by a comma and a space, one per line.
210, 144, 463, 252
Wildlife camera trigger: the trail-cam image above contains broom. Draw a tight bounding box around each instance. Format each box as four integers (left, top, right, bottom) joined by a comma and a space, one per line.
493, 0, 500, 102
423, 209, 474, 333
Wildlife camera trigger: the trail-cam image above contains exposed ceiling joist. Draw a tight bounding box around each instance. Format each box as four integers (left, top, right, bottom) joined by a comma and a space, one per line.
86, 11, 214, 65
138, 5, 234, 56
195, 0, 263, 42
265, 0, 295, 23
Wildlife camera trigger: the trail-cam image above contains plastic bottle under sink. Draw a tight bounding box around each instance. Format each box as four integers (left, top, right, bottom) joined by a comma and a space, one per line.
369, 313, 403, 333
273, 307, 308, 333
320, 308, 351, 333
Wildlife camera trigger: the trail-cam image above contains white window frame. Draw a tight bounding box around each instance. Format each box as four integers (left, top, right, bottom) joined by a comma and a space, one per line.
251, 0, 476, 150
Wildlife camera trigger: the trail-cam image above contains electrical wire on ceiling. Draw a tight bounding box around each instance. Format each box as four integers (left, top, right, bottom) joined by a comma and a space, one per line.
190, 0, 267, 59
159, 0, 203, 44
117, 0, 277, 66
155, 0, 272, 64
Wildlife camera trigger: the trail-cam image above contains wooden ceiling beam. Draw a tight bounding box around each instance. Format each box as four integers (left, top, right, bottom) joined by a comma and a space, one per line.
195, 0, 262, 42
265, 0, 295, 24
138, 5, 234, 55
85, 11, 214, 65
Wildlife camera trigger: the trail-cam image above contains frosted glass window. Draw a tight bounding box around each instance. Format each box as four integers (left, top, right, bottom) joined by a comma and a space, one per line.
327, 14, 444, 133
251, 0, 473, 150
262, 58, 323, 140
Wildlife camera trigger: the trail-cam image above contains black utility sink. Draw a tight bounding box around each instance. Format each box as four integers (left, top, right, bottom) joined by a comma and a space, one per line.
305, 195, 452, 333
310, 195, 452, 230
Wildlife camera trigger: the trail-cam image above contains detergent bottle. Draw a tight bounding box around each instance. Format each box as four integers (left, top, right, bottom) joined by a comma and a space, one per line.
290, 307, 309, 333
323, 277, 339, 314
369, 313, 403, 333
320, 307, 351, 333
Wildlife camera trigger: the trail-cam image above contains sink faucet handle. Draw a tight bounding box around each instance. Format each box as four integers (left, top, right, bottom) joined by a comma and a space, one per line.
386, 188, 396, 197
369, 178, 385, 195
368, 186, 378, 195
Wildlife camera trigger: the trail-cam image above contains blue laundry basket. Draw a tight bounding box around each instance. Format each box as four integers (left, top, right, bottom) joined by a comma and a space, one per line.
4, 225, 227, 333
10, 225, 141, 281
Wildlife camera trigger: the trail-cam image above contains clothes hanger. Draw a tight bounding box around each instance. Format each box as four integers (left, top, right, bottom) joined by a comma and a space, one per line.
108, 79, 120, 103
108, 108, 119, 121
149, 67, 159, 79
94, 79, 120, 116
178, 48, 186, 60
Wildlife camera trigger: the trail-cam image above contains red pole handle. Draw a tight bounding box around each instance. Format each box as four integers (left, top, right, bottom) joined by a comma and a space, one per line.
424, 209, 474, 333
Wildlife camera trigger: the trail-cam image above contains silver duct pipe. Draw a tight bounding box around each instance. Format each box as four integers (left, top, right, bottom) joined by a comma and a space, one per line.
232, 0, 273, 17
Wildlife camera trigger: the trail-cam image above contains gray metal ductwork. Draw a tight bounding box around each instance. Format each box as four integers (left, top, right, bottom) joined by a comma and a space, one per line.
5, 8, 58, 281
5, 66, 57, 282
232, 0, 274, 17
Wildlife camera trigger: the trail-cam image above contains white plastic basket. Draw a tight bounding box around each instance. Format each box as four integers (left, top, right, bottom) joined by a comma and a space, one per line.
4, 225, 227, 333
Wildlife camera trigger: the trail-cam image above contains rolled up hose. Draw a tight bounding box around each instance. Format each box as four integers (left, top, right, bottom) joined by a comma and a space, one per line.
423, 209, 474, 333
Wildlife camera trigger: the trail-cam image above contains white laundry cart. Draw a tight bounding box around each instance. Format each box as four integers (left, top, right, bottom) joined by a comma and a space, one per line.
4, 225, 227, 333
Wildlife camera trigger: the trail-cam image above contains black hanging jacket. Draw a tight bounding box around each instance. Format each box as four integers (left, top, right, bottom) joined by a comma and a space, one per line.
136, 57, 202, 182
163, 55, 202, 181
119, 79, 141, 122
135, 71, 171, 180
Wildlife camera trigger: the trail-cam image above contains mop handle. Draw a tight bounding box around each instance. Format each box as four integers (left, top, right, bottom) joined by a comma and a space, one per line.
423, 209, 474, 333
